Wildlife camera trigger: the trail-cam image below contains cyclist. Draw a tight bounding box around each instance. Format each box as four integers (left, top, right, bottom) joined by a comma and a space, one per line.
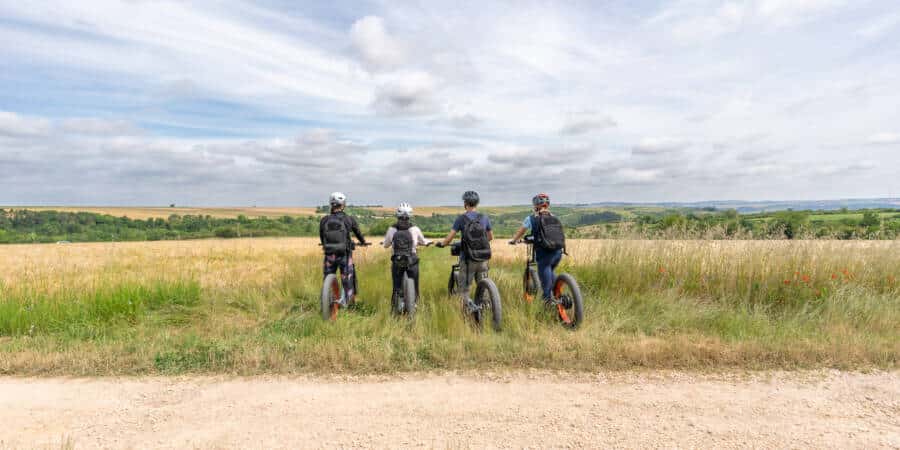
509, 193, 566, 303
382, 202, 430, 300
436, 191, 493, 305
319, 192, 368, 304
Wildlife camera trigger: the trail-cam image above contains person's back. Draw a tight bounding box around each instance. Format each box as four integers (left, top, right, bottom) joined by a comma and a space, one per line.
510, 193, 564, 302
456, 210, 492, 262
383, 203, 429, 302
437, 191, 493, 303
320, 211, 352, 255
319, 192, 367, 304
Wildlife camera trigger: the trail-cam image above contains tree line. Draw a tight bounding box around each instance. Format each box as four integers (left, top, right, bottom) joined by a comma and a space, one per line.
1, 207, 897, 244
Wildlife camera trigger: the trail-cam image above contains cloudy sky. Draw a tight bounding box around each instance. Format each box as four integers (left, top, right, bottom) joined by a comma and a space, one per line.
2, 0, 899, 206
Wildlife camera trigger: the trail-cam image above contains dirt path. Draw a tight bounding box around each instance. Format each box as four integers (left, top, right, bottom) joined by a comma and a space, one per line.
2, 371, 898, 449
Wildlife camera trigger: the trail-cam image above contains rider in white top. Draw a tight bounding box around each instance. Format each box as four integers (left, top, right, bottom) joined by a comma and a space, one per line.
382, 202, 430, 299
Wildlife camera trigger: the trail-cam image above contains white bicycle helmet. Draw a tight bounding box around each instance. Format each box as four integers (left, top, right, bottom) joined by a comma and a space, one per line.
396, 202, 413, 218
329, 192, 347, 207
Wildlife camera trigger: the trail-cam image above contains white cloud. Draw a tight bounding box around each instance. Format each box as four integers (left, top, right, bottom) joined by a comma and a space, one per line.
1, 2, 898, 204
60, 118, 140, 136
371, 71, 440, 116
632, 137, 690, 155
0, 111, 52, 137
560, 114, 617, 135
655, 0, 846, 42
856, 12, 900, 38
868, 132, 900, 145
756, 0, 845, 26
350, 16, 406, 72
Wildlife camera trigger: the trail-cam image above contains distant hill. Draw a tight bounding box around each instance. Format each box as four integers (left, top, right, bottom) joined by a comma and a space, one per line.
574, 198, 900, 213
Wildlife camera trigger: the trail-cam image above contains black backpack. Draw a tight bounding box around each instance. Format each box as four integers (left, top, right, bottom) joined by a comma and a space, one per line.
461, 213, 492, 262
322, 214, 349, 255
391, 220, 415, 266
534, 212, 565, 251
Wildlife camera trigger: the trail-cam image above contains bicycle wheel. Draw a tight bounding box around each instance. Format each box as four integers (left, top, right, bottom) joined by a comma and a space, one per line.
349, 266, 359, 307
553, 273, 583, 328
523, 265, 539, 302
321, 274, 341, 321
447, 268, 459, 296
390, 288, 402, 316
403, 274, 416, 320
472, 278, 502, 331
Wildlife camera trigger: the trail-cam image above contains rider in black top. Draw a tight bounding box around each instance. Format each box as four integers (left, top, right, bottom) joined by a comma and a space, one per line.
319, 192, 367, 302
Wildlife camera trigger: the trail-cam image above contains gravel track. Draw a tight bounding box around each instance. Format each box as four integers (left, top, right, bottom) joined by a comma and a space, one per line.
2, 371, 898, 449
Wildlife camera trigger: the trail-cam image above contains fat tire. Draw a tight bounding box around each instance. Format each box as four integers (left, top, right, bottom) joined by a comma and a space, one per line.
403, 275, 416, 320
321, 274, 340, 321
524, 265, 540, 299
473, 278, 502, 331
555, 273, 584, 328
448, 269, 459, 296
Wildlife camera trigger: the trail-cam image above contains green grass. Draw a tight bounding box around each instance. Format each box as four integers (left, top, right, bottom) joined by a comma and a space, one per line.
1, 243, 897, 375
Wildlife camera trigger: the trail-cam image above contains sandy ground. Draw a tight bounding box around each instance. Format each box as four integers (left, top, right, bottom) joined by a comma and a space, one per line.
1, 371, 898, 449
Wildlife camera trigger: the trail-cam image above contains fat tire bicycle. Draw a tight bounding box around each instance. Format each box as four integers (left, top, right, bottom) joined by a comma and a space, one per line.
443, 242, 502, 331
511, 236, 583, 328
320, 242, 370, 321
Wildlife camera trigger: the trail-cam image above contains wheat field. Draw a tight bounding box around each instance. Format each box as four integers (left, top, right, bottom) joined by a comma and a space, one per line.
1, 238, 897, 374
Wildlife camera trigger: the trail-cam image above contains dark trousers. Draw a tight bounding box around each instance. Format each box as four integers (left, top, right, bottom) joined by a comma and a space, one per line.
391, 256, 420, 298
535, 247, 563, 300
323, 253, 355, 299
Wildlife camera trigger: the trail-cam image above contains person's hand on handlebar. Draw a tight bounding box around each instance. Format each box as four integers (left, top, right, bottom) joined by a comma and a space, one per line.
508, 239, 518, 245
435, 242, 445, 248
357, 241, 371, 247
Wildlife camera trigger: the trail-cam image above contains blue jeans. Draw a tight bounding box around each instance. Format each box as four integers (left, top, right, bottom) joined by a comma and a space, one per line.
535, 247, 563, 300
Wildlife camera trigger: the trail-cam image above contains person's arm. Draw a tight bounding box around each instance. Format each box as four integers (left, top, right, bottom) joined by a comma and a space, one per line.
382, 227, 395, 248
319, 216, 326, 244
510, 226, 527, 243
485, 216, 493, 241
509, 216, 530, 243
487, 230, 494, 241
413, 227, 430, 246
439, 229, 457, 247
350, 217, 366, 244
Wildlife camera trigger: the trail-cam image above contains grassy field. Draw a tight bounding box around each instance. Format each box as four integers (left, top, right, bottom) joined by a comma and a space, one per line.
0, 238, 897, 375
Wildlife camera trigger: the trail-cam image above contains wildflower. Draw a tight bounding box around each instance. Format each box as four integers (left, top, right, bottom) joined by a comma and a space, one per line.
783, 279, 791, 285
658, 267, 666, 274
831, 273, 838, 280
801, 274, 810, 283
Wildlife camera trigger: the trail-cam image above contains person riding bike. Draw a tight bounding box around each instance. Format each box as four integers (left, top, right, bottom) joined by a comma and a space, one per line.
510, 193, 566, 303
436, 191, 493, 304
382, 202, 430, 300
319, 192, 367, 304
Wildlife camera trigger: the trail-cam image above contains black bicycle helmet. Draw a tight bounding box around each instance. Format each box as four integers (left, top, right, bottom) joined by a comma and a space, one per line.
462, 190, 480, 207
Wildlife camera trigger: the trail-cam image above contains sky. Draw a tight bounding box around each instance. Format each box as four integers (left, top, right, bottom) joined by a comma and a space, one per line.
1, 0, 899, 206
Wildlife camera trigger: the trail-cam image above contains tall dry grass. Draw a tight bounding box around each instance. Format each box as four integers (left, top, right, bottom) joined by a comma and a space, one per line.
0, 238, 897, 374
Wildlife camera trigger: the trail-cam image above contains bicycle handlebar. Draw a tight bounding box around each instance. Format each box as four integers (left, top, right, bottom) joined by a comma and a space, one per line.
317, 242, 371, 247
508, 236, 535, 245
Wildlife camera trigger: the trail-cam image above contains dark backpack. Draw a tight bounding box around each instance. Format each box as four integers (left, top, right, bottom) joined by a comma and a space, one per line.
461, 213, 492, 262
534, 212, 565, 251
391, 220, 415, 266
322, 214, 349, 255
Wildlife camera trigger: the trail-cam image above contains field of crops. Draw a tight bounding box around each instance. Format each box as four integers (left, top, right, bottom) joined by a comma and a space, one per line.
1, 238, 897, 375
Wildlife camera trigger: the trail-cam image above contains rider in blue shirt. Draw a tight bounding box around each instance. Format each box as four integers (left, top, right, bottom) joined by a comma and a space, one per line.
509, 193, 562, 302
